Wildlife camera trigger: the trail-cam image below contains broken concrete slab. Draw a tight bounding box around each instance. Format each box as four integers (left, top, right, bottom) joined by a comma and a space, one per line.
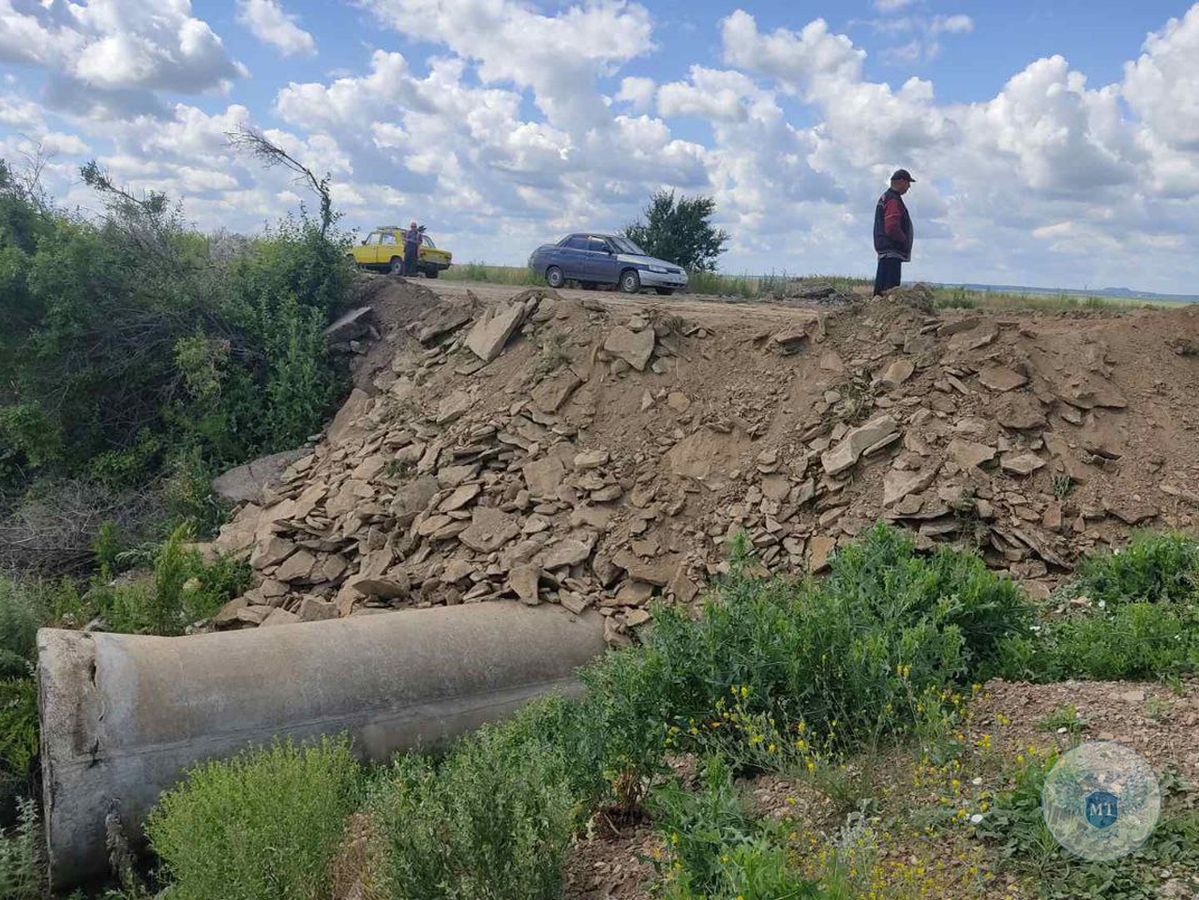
459, 507, 520, 553
465, 301, 527, 362
604, 326, 655, 371
821, 415, 899, 475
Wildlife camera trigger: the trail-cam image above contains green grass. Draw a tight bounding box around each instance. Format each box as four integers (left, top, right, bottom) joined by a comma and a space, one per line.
439, 261, 544, 286
931, 284, 1183, 313
146, 736, 362, 900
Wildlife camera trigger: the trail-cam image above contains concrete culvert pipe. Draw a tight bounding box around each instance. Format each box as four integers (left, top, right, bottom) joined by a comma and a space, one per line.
37, 602, 605, 889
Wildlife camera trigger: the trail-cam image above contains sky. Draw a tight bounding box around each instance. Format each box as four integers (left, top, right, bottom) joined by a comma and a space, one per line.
1, 1, 1198, 293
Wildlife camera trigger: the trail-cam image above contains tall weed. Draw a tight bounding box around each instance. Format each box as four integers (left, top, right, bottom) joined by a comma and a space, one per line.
370, 719, 575, 900
0, 797, 43, 900
146, 736, 361, 900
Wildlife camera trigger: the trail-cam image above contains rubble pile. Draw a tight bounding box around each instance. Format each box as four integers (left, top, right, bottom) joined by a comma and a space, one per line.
208, 282, 1199, 641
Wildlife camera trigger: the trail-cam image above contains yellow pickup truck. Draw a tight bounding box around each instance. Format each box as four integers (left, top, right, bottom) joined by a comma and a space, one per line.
350, 226, 453, 277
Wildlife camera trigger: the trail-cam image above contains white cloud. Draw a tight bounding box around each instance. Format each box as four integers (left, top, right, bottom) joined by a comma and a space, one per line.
931, 14, 973, 35
875, 0, 916, 10
237, 0, 316, 57
615, 76, 656, 112
360, 0, 654, 131
721, 11, 864, 89
0, 0, 244, 118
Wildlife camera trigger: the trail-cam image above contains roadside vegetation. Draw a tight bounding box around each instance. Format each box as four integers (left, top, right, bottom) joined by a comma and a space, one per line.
0, 146, 352, 897
28, 526, 1190, 899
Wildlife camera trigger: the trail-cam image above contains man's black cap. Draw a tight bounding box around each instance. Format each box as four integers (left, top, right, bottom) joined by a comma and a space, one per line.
891, 169, 916, 183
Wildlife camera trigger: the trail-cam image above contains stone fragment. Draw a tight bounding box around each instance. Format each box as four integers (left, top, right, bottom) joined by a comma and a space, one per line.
298, 597, 338, 622
883, 466, 938, 507
532, 370, 584, 413
275, 549, 317, 583
876, 358, 915, 389
819, 350, 846, 372
212, 448, 308, 505
213, 597, 249, 628
948, 438, 996, 469
439, 482, 481, 512
327, 389, 372, 446
252, 536, 296, 570
948, 323, 998, 351
509, 563, 542, 605
523, 456, 567, 498
667, 391, 691, 412
996, 394, 1046, 430
539, 538, 594, 569
759, 475, 791, 502
351, 575, 410, 600
436, 390, 473, 424
560, 592, 591, 615
1001, 452, 1046, 476
1104, 500, 1158, 525
459, 507, 520, 553
978, 366, 1027, 392
237, 605, 271, 626
604, 326, 655, 371
821, 415, 899, 475
808, 536, 836, 573
392, 476, 440, 527
612, 550, 678, 586
668, 563, 699, 603
573, 449, 610, 470
260, 607, 301, 627
465, 302, 527, 362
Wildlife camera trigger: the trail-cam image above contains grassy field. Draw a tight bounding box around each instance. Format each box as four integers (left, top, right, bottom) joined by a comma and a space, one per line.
441, 261, 1189, 313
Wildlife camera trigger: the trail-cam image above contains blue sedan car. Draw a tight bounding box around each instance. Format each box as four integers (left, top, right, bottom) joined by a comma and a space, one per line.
528, 233, 688, 294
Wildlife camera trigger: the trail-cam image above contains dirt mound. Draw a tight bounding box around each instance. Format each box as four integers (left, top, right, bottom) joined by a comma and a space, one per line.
207, 282, 1199, 639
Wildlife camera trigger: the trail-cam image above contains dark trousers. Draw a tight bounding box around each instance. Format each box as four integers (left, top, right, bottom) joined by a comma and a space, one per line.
403, 243, 419, 276
874, 257, 902, 295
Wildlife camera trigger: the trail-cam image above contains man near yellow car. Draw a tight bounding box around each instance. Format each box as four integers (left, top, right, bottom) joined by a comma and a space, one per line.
403, 221, 421, 276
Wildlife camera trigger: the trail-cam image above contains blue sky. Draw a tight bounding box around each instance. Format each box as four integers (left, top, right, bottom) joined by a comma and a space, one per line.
2, 1, 1199, 292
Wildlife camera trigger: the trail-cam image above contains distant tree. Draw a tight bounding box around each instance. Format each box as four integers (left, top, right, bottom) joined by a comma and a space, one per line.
624, 190, 729, 271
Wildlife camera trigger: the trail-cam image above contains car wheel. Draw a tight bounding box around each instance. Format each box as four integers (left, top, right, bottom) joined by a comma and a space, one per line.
425, 267, 439, 279
654, 287, 674, 296
620, 269, 641, 293
545, 266, 565, 289
389, 257, 404, 275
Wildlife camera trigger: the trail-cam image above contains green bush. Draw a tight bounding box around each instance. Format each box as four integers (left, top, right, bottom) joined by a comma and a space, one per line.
0, 579, 41, 679
94, 526, 250, 635
1049, 602, 1199, 681
627, 526, 1024, 752
370, 719, 575, 900
0, 679, 38, 780
146, 736, 361, 900
1, 159, 351, 504
0, 797, 43, 900
651, 757, 820, 899
1072, 532, 1199, 607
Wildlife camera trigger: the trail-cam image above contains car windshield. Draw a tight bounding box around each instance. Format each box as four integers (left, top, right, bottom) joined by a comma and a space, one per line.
608, 236, 647, 255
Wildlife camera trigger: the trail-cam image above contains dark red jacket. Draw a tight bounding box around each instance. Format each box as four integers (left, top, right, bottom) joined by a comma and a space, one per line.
873, 189, 913, 260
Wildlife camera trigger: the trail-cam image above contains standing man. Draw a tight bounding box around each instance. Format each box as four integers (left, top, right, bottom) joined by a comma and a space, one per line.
403, 221, 421, 276
873, 169, 915, 295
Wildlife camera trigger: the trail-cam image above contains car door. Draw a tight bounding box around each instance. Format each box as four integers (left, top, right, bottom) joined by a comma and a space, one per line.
588, 236, 620, 284
378, 231, 399, 266
559, 235, 590, 279
354, 231, 380, 265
